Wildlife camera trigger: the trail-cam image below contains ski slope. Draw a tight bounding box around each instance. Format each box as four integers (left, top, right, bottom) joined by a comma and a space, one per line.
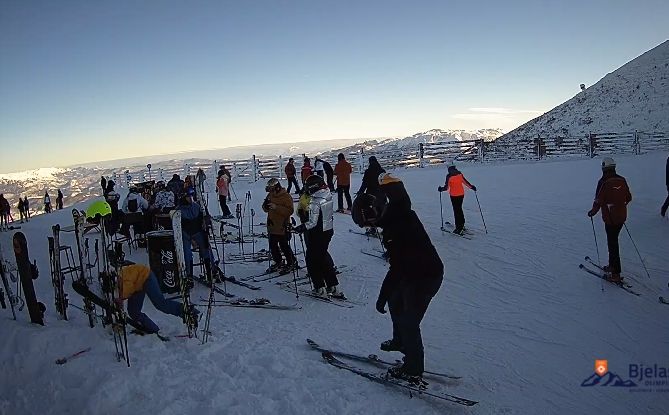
1, 152, 668, 415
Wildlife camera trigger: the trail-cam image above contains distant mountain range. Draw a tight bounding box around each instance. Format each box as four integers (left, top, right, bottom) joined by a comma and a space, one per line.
330, 128, 504, 155
496, 40, 669, 145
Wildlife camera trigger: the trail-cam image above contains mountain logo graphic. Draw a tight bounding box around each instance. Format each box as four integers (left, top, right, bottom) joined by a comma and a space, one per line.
581, 372, 638, 387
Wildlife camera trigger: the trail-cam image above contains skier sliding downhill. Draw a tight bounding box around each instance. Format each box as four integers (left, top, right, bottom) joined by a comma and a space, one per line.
353, 172, 443, 384
587, 157, 632, 284
438, 163, 477, 235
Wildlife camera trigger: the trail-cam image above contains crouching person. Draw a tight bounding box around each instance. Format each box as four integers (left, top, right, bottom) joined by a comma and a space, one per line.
117, 263, 198, 333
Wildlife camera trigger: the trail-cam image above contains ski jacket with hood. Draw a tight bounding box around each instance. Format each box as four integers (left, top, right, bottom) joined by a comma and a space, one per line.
590, 170, 632, 226
118, 264, 151, 299
444, 167, 474, 197
304, 188, 334, 233
262, 188, 294, 236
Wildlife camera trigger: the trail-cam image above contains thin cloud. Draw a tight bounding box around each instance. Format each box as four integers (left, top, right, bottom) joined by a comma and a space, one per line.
468, 107, 543, 115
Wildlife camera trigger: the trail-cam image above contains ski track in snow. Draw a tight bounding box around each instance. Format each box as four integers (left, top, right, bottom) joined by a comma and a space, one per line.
1, 152, 668, 414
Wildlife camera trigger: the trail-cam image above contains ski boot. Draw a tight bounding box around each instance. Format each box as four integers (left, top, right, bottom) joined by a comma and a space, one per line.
312, 287, 328, 298
387, 365, 425, 386
606, 272, 623, 284
326, 285, 346, 300
380, 339, 404, 353
266, 262, 284, 274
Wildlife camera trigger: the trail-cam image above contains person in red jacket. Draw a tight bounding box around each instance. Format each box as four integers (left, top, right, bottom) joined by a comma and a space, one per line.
301, 157, 314, 184
284, 158, 301, 194
438, 164, 476, 235
588, 157, 632, 283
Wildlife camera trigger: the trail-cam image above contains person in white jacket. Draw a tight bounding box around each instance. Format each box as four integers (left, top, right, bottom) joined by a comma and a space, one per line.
294, 175, 343, 298
120, 186, 149, 237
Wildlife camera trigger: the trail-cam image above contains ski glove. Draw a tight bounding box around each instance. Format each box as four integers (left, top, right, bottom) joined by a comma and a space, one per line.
437, 186, 444, 192
375, 295, 387, 314
587, 209, 597, 217
471, 185, 477, 192
293, 224, 306, 234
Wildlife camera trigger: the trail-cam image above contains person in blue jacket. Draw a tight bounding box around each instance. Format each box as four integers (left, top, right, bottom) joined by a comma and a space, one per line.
179, 187, 214, 281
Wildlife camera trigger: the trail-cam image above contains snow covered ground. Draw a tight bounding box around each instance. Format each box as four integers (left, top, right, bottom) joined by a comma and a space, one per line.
1, 152, 668, 415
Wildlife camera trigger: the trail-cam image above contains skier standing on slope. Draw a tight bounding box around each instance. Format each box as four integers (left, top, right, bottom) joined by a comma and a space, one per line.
0, 194, 9, 230
587, 157, 632, 283
661, 155, 669, 217
23, 196, 30, 220
294, 175, 343, 298
216, 169, 233, 218
334, 153, 353, 213
43, 191, 52, 213
56, 189, 64, 210
354, 172, 443, 382
100, 176, 107, 196
104, 181, 121, 235
115, 262, 198, 334
179, 187, 214, 281
18, 197, 26, 223
262, 178, 297, 273
284, 158, 301, 194
301, 157, 314, 184
167, 174, 185, 201
438, 163, 476, 235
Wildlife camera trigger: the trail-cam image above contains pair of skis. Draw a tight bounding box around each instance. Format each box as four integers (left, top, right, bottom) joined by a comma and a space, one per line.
578, 256, 640, 296
307, 339, 477, 407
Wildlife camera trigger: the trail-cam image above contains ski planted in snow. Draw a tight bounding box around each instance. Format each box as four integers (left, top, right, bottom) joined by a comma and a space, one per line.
13, 232, 45, 325
73, 209, 96, 327
320, 352, 478, 407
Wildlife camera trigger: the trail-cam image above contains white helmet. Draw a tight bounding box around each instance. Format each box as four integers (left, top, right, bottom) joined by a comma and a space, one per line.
601, 157, 616, 169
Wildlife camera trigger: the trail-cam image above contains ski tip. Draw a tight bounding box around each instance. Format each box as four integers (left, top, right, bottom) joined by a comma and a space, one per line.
578, 264, 585, 269
584, 256, 590, 261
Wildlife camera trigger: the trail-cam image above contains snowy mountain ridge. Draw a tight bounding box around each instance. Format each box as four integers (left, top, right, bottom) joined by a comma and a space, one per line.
496, 40, 669, 145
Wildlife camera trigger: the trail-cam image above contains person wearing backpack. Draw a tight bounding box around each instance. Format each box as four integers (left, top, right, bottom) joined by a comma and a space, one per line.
587, 157, 632, 283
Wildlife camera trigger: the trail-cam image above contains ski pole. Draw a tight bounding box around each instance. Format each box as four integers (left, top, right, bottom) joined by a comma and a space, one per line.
439, 191, 444, 230
624, 223, 651, 279
474, 191, 488, 234
590, 217, 604, 292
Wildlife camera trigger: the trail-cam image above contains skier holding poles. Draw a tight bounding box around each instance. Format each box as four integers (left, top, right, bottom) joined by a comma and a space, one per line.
438, 163, 476, 235
587, 157, 632, 283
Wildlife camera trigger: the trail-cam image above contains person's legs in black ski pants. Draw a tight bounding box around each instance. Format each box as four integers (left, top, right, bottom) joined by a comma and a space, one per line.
661, 192, 669, 217
337, 186, 344, 211
450, 195, 465, 230
268, 233, 284, 266
287, 177, 301, 193
605, 223, 623, 274
396, 276, 442, 376
219, 195, 231, 216
305, 235, 325, 289
344, 186, 352, 210
278, 234, 296, 266
322, 230, 339, 287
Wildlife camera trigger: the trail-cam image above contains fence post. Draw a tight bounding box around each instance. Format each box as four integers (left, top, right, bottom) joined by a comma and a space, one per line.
357, 149, 364, 174
418, 143, 425, 168
278, 155, 284, 180
633, 130, 640, 155
478, 139, 484, 163
588, 133, 594, 158
252, 155, 258, 182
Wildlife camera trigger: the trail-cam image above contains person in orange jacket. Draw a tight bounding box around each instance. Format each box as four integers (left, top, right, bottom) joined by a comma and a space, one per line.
438, 164, 476, 235
116, 263, 197, 333
587, 157, 632, 283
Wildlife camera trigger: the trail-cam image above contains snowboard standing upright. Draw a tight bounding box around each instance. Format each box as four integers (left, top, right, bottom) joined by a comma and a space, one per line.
13, 232, 45, 325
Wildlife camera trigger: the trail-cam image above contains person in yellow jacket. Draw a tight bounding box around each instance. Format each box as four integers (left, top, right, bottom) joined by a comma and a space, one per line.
262, 178, 296, 273
116, 263, 195, 333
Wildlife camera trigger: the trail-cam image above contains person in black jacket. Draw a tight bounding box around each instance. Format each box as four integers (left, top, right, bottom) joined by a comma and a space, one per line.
356, 156, 387, 218
101, 176, 107, 196
353, 173, 443, 382
661, 155, 669, 217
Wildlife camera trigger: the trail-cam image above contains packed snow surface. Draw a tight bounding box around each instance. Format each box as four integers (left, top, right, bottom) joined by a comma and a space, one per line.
1, 152, 668, 414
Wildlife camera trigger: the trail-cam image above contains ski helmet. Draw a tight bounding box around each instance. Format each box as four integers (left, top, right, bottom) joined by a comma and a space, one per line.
186, 187, 196, 196
86, 200, 112, 219
601, 157, 616, 169
265, 178, 281, 192
305, 175, 326, 195
351, 193, 379, 227
378, 172, 401, 186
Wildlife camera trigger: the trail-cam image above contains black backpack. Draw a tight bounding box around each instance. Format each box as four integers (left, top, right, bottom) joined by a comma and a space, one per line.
128, 198, 138, 213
